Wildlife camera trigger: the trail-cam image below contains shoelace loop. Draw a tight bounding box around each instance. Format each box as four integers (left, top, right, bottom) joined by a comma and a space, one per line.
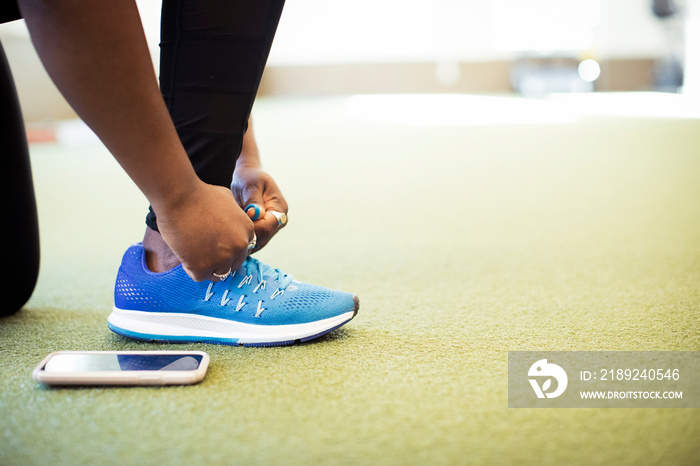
244, 257, 293, 291
206, 257, 292, 307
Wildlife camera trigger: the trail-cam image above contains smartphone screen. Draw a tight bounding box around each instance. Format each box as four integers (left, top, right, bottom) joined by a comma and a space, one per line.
33, 351, 210, 386
43, 353, 204, 372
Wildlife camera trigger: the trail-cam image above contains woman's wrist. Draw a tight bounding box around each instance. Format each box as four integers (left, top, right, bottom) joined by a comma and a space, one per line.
236, 153, 262, 170
237, 116, 262, 170
148, 171, 203, 217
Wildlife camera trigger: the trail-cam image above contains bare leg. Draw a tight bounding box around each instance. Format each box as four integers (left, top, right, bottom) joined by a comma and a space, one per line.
142, 228, 179, 273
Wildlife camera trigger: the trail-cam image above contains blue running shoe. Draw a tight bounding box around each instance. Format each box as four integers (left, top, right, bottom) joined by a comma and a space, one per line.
108, 244, 359, 346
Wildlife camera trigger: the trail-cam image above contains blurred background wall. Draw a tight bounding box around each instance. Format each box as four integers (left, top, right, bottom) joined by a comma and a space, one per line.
0, 0, 696, 122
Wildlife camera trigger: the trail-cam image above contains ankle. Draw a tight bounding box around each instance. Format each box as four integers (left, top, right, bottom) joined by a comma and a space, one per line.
142, 227, 180, 272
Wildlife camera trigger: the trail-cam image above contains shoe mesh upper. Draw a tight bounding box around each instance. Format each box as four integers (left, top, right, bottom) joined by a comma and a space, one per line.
282, 286, 335, 311
113, 244, 355, 326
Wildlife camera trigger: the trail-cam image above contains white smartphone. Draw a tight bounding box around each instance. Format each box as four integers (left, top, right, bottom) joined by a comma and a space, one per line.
33, 351, 210, 386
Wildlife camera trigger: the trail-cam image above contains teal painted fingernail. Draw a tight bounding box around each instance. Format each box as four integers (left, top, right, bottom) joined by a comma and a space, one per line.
245, 204, 262, 221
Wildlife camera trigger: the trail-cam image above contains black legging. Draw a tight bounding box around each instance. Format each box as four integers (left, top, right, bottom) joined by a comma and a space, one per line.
0, 40, 40, 316
1, 0, 286, 312
146, 0, 286, 231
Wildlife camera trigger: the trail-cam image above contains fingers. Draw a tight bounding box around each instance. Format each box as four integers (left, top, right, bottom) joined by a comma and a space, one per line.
181, 228, 255, 282
242, 184, 266, 220
245, 203, 263, 221
157, 182, 257, 283
183, 248, 246, 283
249, 209, 285, 251
232, 168, 288, 252
183, 258, 235, 283
183, 264, 214, 282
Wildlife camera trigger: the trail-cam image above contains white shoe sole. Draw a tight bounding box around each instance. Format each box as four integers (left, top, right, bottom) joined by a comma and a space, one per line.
107, 306, 357, 346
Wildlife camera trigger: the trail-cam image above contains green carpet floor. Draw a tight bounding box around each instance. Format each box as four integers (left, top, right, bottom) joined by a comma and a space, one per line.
2, 95, 699, 465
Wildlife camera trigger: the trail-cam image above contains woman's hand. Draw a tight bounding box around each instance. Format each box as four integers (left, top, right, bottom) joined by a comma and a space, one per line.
231, 166, 288, 252
155, 181, 254, 281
